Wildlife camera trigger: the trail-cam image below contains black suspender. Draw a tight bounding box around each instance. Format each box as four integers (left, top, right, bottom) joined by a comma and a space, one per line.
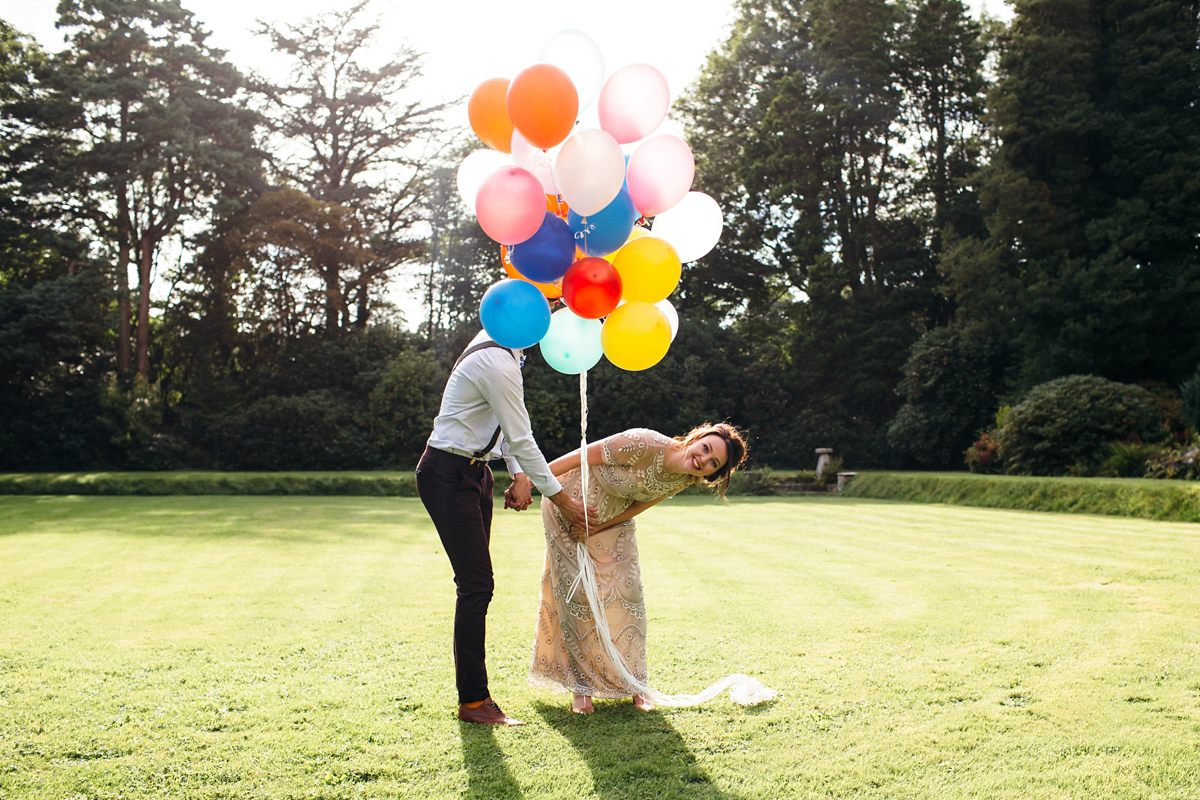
453, 341, 518, 464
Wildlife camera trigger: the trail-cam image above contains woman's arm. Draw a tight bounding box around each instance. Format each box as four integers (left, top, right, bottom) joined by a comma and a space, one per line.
548, 439, 608, 477
568, 496, 667, 541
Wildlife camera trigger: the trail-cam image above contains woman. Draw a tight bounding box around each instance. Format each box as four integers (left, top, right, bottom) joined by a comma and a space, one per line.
529, 423, 748, 714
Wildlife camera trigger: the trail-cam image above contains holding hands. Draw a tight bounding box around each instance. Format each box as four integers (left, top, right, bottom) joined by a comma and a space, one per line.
503, 473, 534, 511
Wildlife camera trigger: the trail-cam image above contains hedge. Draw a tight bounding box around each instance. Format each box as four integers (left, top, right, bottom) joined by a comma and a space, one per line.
840, 471, 1200, 523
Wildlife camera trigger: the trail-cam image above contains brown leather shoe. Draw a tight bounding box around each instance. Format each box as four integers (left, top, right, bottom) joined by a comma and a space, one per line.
457, 698, 525, 726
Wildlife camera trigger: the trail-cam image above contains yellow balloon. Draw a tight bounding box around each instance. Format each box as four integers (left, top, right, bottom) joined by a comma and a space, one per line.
601, 301, 671, 371
611, 236, 681, 303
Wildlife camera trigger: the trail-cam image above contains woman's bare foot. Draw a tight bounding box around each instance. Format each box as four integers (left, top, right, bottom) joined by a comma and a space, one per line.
632, 694, 654, 711
572, 694, 594, 714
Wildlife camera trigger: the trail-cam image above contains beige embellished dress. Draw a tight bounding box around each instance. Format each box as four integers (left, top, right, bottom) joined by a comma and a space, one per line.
529, 428, 698, 698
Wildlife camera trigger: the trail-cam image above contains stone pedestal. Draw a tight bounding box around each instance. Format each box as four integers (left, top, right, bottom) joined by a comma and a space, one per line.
815, 448, 833, 478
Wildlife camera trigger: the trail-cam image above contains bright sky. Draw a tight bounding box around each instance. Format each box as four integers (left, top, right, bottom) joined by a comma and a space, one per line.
6, 0, 740, 125
5, 0, 1008, 118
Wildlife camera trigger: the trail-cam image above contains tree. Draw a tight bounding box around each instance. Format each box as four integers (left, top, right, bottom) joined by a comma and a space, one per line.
944, 0, 1200, 388
25, 0, 261, 378
1, 19, 67, 287
678, 0, 989, 465
679, 0, 913, 315
223, 188, 376, 342
886, 323, 1011, 468
0, 21, 121, 470
252, 0, 448, 334
897, 0, 989, 256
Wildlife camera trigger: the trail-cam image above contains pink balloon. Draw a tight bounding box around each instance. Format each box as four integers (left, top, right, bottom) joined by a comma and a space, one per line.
597, 63, 670, 144
475, 166, 546, 245
626, 134, 695, 217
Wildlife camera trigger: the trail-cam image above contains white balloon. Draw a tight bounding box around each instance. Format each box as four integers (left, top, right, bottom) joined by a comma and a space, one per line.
554, 128, 626, 217
650, 191, 723, 263
654, 298, 679, 342
511, 130, 562, 196
539, 29, 606, 111
456, 149, 512, 212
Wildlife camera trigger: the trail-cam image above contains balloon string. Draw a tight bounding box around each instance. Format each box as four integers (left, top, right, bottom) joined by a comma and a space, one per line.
579, 370, 588, 538
566, 371, 589, 603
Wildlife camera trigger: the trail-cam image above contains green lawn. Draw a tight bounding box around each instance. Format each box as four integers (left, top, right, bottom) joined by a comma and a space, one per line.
1, 494, 1197, 799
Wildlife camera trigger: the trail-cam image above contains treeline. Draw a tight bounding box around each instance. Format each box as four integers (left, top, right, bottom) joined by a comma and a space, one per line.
1, 0, 1198, 474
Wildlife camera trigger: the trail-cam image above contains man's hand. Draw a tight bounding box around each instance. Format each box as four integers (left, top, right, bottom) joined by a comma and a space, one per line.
503, 472, 533, 511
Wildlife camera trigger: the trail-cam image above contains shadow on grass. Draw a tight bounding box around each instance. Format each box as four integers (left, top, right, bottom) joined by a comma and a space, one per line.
535, 701, 738, 799
458, 721, 524, 799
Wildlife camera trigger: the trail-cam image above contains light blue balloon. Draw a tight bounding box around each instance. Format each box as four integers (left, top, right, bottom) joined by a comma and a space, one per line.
479, 279, 551, 349
539, 308, 604, 374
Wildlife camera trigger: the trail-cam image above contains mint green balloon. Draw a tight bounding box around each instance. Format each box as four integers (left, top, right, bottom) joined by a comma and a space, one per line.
539, 308, 603, 374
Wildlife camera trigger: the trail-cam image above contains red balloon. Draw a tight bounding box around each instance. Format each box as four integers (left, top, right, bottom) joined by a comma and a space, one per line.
562, 257, 622, 319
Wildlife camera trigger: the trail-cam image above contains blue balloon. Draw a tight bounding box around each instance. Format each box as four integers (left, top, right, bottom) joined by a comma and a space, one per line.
479, 279, 552, 349
569, 188, 638, 257
509, 212, 575, 283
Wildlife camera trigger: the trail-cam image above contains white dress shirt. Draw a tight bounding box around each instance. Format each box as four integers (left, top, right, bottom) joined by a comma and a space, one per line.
427, 330, 563, 497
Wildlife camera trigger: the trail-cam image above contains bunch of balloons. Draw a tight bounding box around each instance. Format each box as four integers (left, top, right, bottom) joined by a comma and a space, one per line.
457, 29, 724, 373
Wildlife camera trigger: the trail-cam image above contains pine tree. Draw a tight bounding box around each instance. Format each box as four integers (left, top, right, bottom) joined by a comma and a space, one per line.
945, 0, 1200, 387
27, 0, 262, 378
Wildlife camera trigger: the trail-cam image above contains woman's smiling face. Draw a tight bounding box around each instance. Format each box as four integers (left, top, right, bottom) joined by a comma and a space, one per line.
678, 434, 729, 478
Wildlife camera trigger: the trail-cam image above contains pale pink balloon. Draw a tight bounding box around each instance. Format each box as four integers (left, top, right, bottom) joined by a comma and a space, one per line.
597, 63, 670, 144
626, 134, 695, 217
554, 128, 626, 216
475, 165, 546, 245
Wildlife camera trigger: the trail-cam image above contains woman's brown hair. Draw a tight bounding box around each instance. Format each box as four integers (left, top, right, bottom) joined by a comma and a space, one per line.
676, 422, 749, 500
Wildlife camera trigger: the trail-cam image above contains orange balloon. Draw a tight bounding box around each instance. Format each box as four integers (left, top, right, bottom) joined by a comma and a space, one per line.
468, 78, 515, 153
502, 246, 563, 299
546, 194, 570, 221
507, 64, 578, 150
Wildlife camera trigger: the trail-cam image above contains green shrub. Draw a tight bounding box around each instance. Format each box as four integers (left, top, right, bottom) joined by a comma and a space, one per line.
997, 375, 1165, 476
1100, 441, 1162, 478
367, 349, 444, 468
211, 391, 381, 471
1145, 436, 1200, 480
730, 467, 779, 496
1182, 366, 1200, 433
964, 431, 1001, 473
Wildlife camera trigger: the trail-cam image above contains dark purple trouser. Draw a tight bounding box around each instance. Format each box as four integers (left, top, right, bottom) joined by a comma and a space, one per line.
415, 446, 495, 704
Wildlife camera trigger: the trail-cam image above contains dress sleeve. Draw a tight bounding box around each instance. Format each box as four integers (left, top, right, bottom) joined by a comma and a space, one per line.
600, 428, 658, 467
